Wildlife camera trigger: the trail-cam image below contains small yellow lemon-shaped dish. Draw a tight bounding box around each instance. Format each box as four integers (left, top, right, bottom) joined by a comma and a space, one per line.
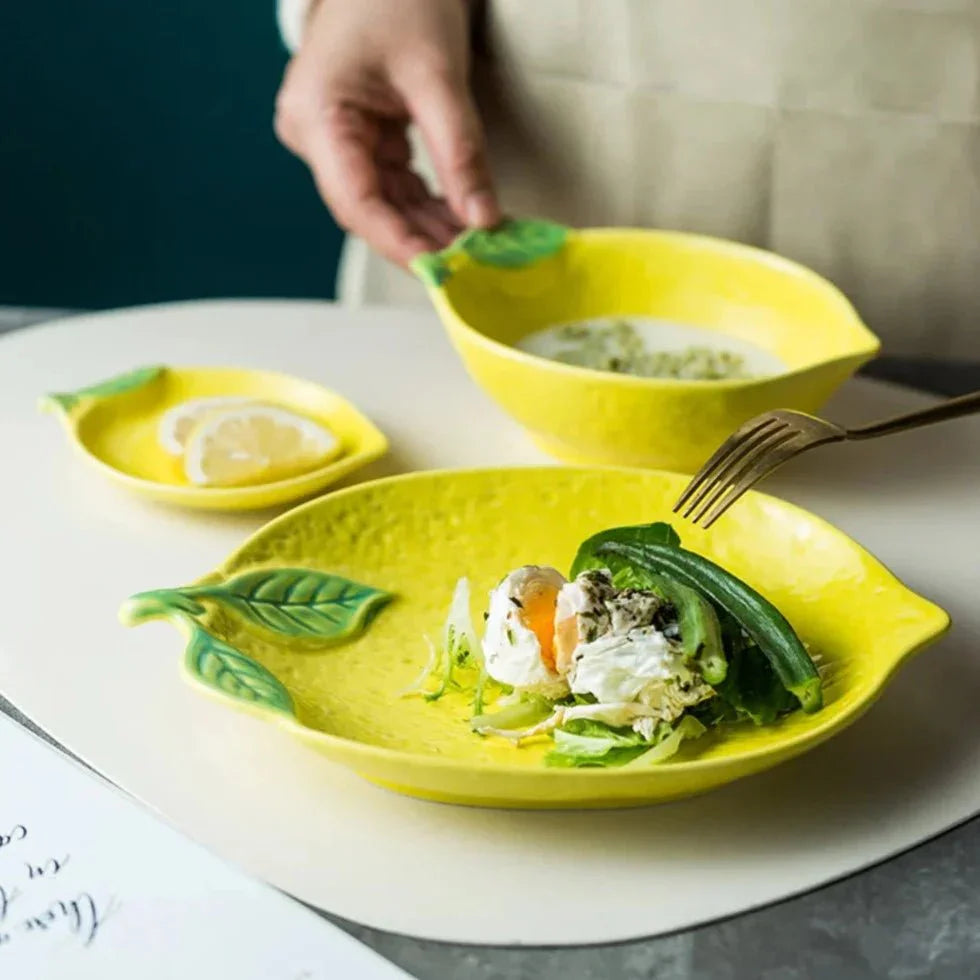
120, 467, 948, 809
41, 365, 387, 510
412, 221, 881, 473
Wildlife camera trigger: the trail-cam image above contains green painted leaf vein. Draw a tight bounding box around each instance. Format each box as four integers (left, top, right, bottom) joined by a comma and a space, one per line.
185, 625, 293, 715
187, 568, 393, 643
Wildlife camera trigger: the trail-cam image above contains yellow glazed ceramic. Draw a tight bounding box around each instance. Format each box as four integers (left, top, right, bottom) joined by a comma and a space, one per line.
120, 467, 948, 809
41, 365, 387, 511
412, 221, 881, 473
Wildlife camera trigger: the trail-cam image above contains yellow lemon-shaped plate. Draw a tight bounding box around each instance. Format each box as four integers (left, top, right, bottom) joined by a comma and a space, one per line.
413, 220, 881, 473
120, 467, 948, 809
41, 364, 388, 510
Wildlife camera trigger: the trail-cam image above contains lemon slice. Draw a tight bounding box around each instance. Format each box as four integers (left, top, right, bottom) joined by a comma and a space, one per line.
157, 396, 256, 456
183, 405, 341, 487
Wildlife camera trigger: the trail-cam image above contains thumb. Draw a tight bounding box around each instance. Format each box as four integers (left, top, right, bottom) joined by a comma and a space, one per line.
405, 68, 501, 229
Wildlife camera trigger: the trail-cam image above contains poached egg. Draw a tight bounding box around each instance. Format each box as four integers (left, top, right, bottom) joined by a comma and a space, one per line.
482, 566, 708, 719
481, 566, 569, 697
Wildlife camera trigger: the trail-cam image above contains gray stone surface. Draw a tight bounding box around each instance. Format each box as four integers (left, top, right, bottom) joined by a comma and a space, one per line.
331, 817, 980, 978
2, 317, 978, 979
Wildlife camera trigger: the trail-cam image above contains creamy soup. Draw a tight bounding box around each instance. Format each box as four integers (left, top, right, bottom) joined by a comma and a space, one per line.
517, 318, 786, 380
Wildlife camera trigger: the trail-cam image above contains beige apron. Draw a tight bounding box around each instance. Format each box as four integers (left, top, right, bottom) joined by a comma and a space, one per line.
338, 0, 980, 359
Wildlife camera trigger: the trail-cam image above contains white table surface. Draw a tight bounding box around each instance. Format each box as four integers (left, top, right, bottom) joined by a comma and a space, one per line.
1, 299, 979, 948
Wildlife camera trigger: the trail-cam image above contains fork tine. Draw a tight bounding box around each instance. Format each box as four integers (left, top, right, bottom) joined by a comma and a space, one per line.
674, 415, 782, 516
680, 421, 793, 521
687, 427, 799, 524
674, 416, 783, 513
699, 435, 811, 528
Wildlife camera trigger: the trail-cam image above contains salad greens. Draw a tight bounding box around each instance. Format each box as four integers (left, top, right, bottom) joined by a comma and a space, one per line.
572, 524, 822, 713
544, 715, 709, 768
402, 577, 483, 705
409, 521, 822, 768
547, 721, 655, 768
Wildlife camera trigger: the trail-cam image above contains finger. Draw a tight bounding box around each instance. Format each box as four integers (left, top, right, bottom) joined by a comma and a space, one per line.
375, 122, 413, 169
303, 108, 432, 266
403, 72, 501, 229
381, 166, 428, 207
427, 196, 463, 232
404, 203, 459, 248
381, 168, 462, 230
381, 169, 460, 248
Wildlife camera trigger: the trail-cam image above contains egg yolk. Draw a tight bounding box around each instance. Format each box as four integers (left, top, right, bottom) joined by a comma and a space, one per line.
519, 586, 560, 672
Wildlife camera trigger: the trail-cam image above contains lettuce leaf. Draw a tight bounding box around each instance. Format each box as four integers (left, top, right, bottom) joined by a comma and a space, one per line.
545, 732, 650, 768
625, 715, 707, 766
544, 715, 707, 768
562, 718, 649, 741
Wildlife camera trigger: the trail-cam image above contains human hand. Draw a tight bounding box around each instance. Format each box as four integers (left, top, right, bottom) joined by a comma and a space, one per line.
274, 0, 501, 267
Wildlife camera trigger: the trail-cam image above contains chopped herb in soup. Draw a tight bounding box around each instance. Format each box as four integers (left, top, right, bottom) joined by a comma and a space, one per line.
517, 318, 785, 381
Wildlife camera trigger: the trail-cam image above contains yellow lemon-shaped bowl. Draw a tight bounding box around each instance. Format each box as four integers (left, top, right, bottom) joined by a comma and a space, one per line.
41, 364, 387, 510
121, 467, 947, 809
413, 221, 880, 473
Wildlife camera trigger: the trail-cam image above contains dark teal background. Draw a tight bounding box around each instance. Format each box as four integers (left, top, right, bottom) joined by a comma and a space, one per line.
0, 2, 343, 309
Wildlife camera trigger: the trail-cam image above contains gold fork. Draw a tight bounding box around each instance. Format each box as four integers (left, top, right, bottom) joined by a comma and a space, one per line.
673, 388, 980, 529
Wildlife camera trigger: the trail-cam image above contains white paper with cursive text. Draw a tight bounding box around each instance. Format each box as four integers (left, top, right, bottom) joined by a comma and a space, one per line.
0, 713, 409, 980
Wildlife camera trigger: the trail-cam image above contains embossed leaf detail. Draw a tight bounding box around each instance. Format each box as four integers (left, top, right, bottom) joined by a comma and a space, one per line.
185, 624, 294, 715
43, 364, 165, 413
189, 568, 393, 642
459, 219, 567, 268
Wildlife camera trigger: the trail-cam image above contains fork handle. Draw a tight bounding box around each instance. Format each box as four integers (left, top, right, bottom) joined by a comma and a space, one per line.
848, 388, 980, 439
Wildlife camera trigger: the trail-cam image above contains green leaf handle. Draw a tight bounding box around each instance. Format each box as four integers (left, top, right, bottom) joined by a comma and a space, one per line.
184, 624, 294, 716
121, 567, 391, 720
410, 218, 568, 286
459, 219, 567, 268
120, 593, 294, 717
41, 364, 165, 415
183, 568, 393, 642
123, 568, 393, 644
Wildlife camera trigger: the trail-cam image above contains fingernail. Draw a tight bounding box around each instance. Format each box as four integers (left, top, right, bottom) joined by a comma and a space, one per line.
465, 190, 499, 228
